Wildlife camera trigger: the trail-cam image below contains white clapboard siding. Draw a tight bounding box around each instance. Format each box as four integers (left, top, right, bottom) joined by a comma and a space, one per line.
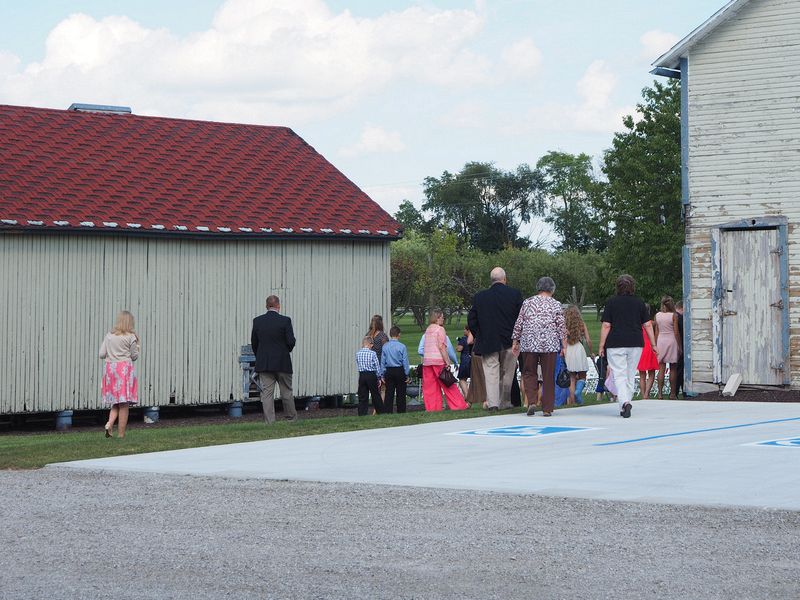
0, 235, 390, 414
684, 0, 800, 386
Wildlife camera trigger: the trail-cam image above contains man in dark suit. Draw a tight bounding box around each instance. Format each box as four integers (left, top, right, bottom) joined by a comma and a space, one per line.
251, 294, 297, 424
468, 267, 523, 410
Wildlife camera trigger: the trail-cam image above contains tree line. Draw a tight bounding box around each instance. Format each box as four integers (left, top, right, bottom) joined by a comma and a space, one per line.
391, 80, 683, 328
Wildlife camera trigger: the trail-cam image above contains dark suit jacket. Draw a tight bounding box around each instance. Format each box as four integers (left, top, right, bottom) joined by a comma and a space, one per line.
251, 310, 296, 374
468, 283, 523, 356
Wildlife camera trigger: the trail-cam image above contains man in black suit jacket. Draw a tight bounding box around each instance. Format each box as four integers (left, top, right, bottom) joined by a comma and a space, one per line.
251, 295, 297, 424
468, 267, 523, 410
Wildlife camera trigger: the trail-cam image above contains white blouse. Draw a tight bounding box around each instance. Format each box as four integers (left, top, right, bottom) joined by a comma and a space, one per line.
99, 332, 140, 362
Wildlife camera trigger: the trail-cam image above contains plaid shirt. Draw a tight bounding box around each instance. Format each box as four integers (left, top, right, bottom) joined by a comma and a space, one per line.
355, 347, 382, 376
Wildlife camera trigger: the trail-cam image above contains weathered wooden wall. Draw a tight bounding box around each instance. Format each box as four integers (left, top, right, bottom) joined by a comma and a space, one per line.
0, 234, 391, 413
685, 0, 800, 387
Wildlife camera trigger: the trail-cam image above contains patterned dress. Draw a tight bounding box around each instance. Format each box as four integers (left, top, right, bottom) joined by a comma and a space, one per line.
512, 295, 567, 352
99, 332, 140, 405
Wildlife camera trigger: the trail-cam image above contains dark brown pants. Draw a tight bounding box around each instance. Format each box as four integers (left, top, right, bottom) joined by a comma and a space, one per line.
521, 352, 557, 414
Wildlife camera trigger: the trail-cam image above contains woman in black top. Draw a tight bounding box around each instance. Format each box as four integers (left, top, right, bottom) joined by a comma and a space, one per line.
598, 275, 658, 418
367, 315, 390, 362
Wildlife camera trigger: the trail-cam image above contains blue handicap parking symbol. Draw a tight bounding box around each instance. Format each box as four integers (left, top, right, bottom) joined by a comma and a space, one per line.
454, 425, 592, 438
754, 437, 800, 448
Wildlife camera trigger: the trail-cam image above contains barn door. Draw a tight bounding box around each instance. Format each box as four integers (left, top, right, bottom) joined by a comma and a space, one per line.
720, 228, 783, 384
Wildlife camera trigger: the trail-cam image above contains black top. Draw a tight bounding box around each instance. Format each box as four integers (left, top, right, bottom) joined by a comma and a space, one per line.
251, 311, 296, 373
601, 295, 650, 348
467, 283, 524, 355
370, 331, 390, 362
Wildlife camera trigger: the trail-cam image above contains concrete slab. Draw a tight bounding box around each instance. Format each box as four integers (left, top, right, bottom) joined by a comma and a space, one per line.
52, 400, 800, 510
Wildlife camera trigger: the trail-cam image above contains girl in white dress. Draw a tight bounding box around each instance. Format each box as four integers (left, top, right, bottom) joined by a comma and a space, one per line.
564, 305, 594, 405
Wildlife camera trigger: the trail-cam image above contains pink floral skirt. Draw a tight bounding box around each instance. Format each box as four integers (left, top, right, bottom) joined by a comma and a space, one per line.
101, 360, 139, 405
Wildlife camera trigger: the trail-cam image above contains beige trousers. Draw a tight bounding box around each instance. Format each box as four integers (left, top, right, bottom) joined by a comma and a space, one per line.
258, 372, 296, 424
482, 348, 518, 409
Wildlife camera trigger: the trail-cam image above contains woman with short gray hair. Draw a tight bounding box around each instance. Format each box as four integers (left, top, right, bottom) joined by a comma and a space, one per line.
512, 277, 567, 417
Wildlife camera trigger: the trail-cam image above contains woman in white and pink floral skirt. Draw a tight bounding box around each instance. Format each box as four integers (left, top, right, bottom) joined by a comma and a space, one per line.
99, 311, 140, 438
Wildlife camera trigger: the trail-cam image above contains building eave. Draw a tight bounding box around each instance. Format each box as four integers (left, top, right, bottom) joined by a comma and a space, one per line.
652, 0, 753, 70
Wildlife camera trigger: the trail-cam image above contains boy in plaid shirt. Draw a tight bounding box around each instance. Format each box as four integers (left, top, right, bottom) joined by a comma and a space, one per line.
355, 336, 385, 416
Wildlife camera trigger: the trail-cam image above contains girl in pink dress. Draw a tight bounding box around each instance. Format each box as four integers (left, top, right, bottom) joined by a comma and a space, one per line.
99, 310, 140, 438
421, 310, 469, 412
637, 304, 659, 398
654, 296, 682, 399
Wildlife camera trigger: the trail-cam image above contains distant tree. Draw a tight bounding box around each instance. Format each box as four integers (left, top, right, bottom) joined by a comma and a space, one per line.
393, 200, 428, 233
422, 162, 543, 253
537, 151, 608, 253
390, 229, 482, 329
602, 80, 683, 308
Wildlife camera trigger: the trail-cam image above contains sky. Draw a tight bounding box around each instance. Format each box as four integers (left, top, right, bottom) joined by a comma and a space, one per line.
0, 0, 726, 239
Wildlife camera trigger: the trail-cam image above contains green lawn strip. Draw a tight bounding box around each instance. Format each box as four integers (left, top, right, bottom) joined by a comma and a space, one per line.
0, 396, 619, 470
0, 405, 517, 470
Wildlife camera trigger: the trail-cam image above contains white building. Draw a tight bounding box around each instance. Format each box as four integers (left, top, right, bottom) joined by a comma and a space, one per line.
653, 0, 800, 390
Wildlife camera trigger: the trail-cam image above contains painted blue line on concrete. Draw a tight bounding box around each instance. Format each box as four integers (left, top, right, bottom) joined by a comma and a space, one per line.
595, 416, 800, 446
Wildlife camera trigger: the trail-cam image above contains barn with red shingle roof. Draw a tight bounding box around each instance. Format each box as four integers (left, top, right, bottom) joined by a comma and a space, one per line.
0, 103, 401, 414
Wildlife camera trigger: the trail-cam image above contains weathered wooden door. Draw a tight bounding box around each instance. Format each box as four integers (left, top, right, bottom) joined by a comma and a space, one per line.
720, 228, 783, 384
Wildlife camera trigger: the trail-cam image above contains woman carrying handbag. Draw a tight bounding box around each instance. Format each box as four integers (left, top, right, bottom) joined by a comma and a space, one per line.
421, 310, 470, 412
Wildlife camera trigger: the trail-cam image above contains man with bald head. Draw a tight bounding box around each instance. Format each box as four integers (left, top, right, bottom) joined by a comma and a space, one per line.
467, 267, 523, 410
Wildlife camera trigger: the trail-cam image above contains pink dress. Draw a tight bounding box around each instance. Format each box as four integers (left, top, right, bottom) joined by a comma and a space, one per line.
99, 332, 140, 405
655, 312, 680, 364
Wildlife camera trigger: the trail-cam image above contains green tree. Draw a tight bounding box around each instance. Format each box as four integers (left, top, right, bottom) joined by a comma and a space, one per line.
422, 162, 543, 253
537, 151, 607, 253
390, 229, 482, 329
601, 80, 683, 308
393, 200, 430, 234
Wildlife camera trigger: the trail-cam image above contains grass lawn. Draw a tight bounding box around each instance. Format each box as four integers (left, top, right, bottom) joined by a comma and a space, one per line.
0, 395, 618, 470
1, 311, 608, 470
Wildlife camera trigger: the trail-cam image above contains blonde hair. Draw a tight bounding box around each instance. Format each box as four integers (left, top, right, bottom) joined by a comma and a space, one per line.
429, 309, 443, 325
112, 310, 135, 335
564, 305, 584, 345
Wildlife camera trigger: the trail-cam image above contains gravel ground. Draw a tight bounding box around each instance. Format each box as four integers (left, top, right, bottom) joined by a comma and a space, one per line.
0, 469, 797, 600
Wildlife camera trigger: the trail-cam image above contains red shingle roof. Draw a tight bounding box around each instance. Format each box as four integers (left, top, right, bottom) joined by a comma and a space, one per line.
0, 104, 401, 239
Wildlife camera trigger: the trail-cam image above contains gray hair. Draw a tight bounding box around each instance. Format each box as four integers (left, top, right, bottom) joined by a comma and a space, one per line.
490, 267, 506, 283
536, 277, 556, 294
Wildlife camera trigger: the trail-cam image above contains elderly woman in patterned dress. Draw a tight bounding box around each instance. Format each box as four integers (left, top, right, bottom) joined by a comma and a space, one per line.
511, 277, 567, 417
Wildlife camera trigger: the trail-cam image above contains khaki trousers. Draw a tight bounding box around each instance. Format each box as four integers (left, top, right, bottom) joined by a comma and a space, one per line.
258, 372, 296, 424
482, 348, 518, 409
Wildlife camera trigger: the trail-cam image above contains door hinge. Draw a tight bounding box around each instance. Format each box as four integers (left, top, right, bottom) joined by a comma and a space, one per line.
772, 362, 785, 371
770, 299, 784, 309
722, 309, 737, 317
771, 247, 784, 256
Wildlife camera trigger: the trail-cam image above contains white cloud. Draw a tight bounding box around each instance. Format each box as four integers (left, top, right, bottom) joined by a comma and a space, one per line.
501, 38, 543, 78
360, 183, 423, 217
640, 30, 679, 61
518, 60, 633, 134
339, 125, 406, 158
0, 51, 20, 77
0, 0, 493, 125
438, 100, 488, 129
